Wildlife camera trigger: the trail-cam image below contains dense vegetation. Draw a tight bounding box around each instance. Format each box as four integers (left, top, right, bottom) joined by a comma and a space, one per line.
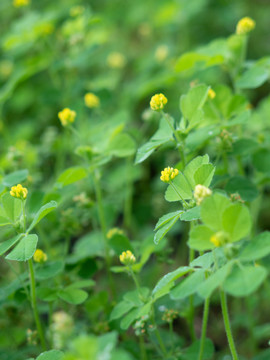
0, 1, 270, 359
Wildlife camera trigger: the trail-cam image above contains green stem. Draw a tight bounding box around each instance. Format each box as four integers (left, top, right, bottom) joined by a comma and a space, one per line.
139, 335, 148, 360
220, 290, 239, 360
169, 181, 189, 207
28, 259, 46, 350
93, 171, 115, 297
198, 296, 210, 360
188, 248, 196, 341
222, 152, 229, 174
123, 158, 133, 229
151, 306, 168, 358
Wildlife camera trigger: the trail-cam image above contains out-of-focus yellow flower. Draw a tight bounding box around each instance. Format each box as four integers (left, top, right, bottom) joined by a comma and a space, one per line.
58, 108, 76, 127
10, 184, 28, 200
194, 185, 212, 205
107, 52, 127, 69
107, 228, 124, 239
210, 231, 228, 247
70, 5, 85, 17
160, 167, 179, 183
13, 0, 30, 7
33, 249, 48, 263
150, 93, 168, 111
208, 88, 216, 99
155, 45, 169, 62
84, 92, 100, 108
119, 250, 136, 266
236, 17, 256, 35
210, 233, 221, 247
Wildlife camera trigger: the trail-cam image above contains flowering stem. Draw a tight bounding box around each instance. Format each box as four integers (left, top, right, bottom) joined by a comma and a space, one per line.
169, 181, 189, 207
139, 334, 148, 360
198, 296, 210, 360
28, 258, 46, 351
220, 290, 239, 360
188, 247, 196, 341
151, 306, 168, 358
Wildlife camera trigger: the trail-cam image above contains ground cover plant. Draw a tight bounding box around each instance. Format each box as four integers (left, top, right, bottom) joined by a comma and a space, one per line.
0, 1, 270, 359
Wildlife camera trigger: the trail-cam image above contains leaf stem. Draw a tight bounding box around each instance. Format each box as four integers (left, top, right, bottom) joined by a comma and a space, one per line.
28, 258, 46, 350
220, 290, 239, 360
198, 296, 210, 360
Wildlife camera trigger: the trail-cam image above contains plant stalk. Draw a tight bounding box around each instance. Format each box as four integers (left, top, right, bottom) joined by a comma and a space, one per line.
198, 296, 210, 360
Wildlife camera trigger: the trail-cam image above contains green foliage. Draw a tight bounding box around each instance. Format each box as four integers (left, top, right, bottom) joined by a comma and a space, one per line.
5, 234, 38, 261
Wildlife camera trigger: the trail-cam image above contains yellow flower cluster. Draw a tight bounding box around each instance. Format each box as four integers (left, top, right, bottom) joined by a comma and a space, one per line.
160, 167, 179, 183
107, 52, 127, 69
236, 17, 256, 35
10, 184, 28, 200
58, 108, 76, 127
84, 92, 100, 108
13, 0, 30, 7
150, 93, 168, 111
33, 249, 48, 263
208, 88, 216, 99
107, 227, 124, 239
193, 184, 212, 205
119, 250, 136, 266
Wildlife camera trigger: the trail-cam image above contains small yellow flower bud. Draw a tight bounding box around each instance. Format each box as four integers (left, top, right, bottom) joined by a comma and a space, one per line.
33, 249, 48, 263
160, 167, 179, 183
119, 250, 136, 266
84, 92, 100, 108
10, 184, 28, 200
13, 0, 30, 7
193, 185, 212, 205
107, 52, 127, 69
210, 231, 228, 247
58, 108, 76, 127
236, 17, 256, 35
107, 228, 124, 239
150, 93, 168, 111
208, 88, 216, 99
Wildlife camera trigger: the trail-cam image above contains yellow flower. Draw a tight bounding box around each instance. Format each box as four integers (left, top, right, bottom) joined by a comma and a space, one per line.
160, 167, 179, 183
13, 0, 30, 7
84, 93, 100, 108
119, 250, 136, 266
193, 185, 212, 205
58, 108, 76, 127
150, 93, 168, 111
236, 17, 256, 35
107, 228, 124, 239
33, 249, 48, 263
208, 88, 216, 99
10, 184, 28, 200
210, 231, 228, 247
107, 52, 127, 69
210, 234, 221, 247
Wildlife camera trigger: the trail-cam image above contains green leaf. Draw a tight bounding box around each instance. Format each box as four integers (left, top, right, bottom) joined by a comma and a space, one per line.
223, 264, 267, 297
36, 350, 64, 360
165, 172, 193, 202
225, 176, 259, 202
231, 138, 258, 156
222, 203, 251, 242
123, 288, 149, 306
107, 133, 136, 157
239, 232, 270, 261
197, 261, 233, 298
180, 84, 209, 121
120, 307, 140, 330
108, 233, 134, 256
154, 210, 183, 231
190, 252, 214, 269
27, 201, 57, 232
200, 193, 231, 231
183, 155, 210, 188
5, 234, 38, 261
182, 339, 214, 360
0, 206, 11, 226
2, 169, 29, 187
110, 301, 135, 321
35, 261, 64, 280
37, 287, 58, 302
58, 287, 88, 305
180, 207, 201, 221
236, 66, 269, 89
1, 192, 22, 222
56, 166, 88, 187
152, 266, 191, 300
193, 164, 215, 188
252, 149, 270, 173
67, 280, 95, 289
171, 270, 205, 300
154, 215, 181, 244
188, 225, 215, 251
0, 235, 21, 256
